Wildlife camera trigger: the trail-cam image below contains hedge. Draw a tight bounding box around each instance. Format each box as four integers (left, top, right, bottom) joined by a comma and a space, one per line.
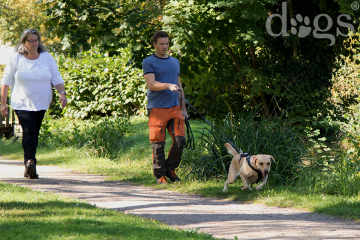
53, 49, 147, 119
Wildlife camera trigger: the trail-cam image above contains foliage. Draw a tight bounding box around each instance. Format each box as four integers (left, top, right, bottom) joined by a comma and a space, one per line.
0, 0, 61, 51
180, 110, 308, 184
331, 44, 360, 111
53, 48, 147, 119
0, 63, 5, 79
298, 152, 360, 196
41, 0, 165, 67
39, 114, 131, 159
163, 0, 360, 122
41, 0, 360, 125
297, 131, 360, 196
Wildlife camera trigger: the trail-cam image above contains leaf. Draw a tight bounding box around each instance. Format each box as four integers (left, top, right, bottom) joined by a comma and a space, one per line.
217, 2, 227, 8
162, 15, 175, 24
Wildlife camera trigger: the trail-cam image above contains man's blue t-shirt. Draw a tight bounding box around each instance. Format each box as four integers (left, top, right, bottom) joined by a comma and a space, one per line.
142, 54, 180, 109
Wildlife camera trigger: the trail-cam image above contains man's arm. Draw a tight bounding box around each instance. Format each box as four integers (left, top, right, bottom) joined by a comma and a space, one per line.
144, 73, 179, 92
177, 76, 188, 119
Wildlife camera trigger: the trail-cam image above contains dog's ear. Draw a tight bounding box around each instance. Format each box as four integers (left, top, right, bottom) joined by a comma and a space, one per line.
270, 156, 276, 163
253, 156, 258, 165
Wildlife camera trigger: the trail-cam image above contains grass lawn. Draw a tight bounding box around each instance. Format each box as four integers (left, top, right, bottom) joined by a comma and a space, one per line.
1, 115, 359, 229
0, 182, 213, 239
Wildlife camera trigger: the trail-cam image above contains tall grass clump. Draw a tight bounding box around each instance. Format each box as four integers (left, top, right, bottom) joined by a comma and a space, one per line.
180, 111, 308, 184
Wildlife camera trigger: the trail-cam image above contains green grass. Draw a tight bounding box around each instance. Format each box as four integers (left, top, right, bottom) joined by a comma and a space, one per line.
0, 182, 213, 240
1, 115, 360, 224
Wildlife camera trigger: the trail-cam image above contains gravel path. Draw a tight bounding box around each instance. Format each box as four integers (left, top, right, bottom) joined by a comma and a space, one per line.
1, 158, 359, 240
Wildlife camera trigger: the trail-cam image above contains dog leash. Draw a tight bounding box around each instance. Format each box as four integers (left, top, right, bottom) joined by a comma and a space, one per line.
184, 117, 195, 150
178, 89, 241, 153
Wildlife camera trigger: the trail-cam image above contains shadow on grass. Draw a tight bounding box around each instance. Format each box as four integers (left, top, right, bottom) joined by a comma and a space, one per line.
313, 199, 360, 221
185, 181, 264, 203
0, 201, 214, 240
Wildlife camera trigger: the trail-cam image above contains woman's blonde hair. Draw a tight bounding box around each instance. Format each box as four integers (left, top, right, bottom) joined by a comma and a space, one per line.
16, 28, 48, 55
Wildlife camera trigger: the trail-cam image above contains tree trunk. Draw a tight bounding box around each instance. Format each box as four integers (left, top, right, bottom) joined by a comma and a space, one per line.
287, 0, 298, 57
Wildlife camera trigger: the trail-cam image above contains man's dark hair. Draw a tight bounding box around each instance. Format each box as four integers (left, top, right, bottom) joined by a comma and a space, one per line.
153, 31, 169, 44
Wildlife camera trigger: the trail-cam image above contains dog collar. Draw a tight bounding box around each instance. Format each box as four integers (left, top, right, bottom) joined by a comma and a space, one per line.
245, 154, 263, 184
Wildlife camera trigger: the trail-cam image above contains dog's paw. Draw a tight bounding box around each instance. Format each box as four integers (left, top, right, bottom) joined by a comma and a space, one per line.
241, 185, 251, 190
255, 185, 263, 191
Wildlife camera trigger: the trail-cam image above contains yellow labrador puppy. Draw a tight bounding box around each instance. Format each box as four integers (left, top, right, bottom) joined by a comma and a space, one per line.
223, 143, 276, 192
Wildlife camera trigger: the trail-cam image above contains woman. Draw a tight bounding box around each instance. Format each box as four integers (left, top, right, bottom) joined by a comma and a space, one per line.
0, 28, 67, 179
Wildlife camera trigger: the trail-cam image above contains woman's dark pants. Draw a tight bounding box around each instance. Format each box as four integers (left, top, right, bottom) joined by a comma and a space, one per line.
15, 110, 46, 164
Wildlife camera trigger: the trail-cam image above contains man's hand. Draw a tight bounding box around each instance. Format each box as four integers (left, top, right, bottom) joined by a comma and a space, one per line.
182, 110, 189, 119
168, 84, 179, 92
1, 104, 8, 118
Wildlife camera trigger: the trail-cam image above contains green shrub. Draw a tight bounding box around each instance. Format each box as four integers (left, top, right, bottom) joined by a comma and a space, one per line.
52, 48, 147, 119
304, 101, 360, 196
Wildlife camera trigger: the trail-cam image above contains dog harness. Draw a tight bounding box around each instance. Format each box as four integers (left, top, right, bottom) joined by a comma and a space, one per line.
240, 153, 263, 184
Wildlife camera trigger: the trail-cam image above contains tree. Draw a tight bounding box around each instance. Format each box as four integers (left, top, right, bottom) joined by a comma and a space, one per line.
0, 0, 61, 51
42, 0, 166, 65
41, 0, 360, 121
162, 0, 359, 119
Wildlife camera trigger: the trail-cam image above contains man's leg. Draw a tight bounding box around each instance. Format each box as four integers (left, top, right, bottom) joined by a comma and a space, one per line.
166, 118, 186, 170
148, 108, 168, 181
165, 106, 186, 182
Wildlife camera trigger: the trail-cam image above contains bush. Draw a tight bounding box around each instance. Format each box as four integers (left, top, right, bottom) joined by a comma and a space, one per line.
52, 48, 147, 119
301, 101, 360, 196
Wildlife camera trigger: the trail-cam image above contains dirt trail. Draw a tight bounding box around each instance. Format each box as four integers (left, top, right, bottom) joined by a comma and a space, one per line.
1, 158, 359, 240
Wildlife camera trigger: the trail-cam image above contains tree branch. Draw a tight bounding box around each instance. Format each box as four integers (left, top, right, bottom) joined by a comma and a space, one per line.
287, 0, 298, 57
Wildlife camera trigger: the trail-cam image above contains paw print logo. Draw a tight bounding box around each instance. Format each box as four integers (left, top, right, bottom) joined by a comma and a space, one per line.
290, 14, 312, 38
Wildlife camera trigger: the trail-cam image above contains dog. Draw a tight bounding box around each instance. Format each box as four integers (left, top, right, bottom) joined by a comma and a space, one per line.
223, 143, 276, 192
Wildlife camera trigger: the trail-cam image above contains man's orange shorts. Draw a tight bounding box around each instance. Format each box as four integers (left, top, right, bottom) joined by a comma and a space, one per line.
148, 105, 186, 176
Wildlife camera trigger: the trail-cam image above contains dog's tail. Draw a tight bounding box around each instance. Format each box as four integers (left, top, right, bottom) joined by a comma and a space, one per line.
224, 143, 239, 157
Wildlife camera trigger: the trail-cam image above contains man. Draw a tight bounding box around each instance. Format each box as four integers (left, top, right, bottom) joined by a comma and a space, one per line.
142, 31, 188, 184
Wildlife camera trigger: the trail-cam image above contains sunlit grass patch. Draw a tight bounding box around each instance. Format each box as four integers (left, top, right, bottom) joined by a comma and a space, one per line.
0, 182, 214, 240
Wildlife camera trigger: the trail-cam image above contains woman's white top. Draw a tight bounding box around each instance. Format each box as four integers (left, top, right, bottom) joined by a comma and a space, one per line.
1, 52, 64, 111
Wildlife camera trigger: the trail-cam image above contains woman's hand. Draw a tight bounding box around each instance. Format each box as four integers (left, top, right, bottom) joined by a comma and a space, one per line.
1, 104, 8, 118
59, 94, 67, 108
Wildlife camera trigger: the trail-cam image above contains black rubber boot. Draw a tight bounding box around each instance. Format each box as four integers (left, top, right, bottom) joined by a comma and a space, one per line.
24, 159, 38, 179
